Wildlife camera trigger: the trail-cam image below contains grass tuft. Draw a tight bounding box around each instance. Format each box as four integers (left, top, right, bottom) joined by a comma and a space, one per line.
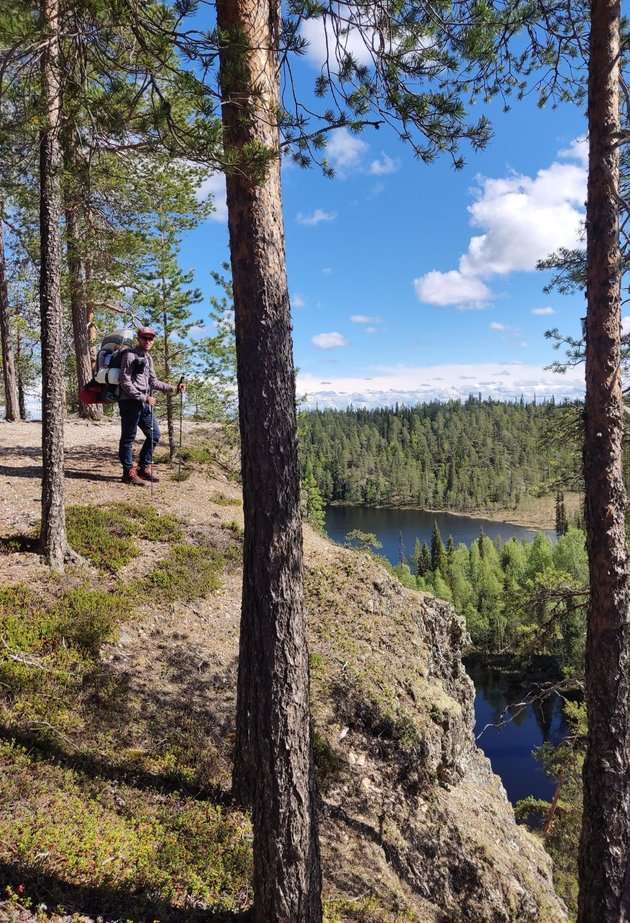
143, 544, 224, 602
66, 504, 182, 572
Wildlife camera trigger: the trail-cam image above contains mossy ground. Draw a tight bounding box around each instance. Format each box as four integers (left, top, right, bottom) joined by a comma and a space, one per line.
0, 502, 252, 921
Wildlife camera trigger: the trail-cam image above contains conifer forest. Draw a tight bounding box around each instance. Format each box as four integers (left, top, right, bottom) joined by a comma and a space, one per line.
0, 0, 629, 922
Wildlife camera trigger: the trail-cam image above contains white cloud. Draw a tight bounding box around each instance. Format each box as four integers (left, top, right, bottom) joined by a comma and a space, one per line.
351, 314, 381, 324
297, 208, 337, 226
300, 14, 375, 69
325, 127, 368, 174
368, 153, 400, 176
623, 316, 630, 335
532, 306, 556, 316
197, 173, 227, 223
489, 322, 505, 331
322, 267, 333, 275
415, 142, 586, 307
292, 293, 305, 308
365, 326, 378, 334
414, 270, 491, 308
297, 362, 584, 409
312, 331, 349, 349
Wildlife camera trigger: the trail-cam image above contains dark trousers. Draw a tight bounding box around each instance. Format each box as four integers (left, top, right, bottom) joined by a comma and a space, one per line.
118, 400, 160, 470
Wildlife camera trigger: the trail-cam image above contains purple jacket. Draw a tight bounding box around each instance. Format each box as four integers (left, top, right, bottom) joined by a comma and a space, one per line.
118, 347, 174, 403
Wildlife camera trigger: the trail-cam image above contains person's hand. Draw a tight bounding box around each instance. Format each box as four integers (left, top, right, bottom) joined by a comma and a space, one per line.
147, 395, 157, 407
177, 381, 186, 394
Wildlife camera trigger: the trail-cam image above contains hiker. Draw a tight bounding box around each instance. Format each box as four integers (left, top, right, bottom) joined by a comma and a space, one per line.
118, 326, 185, 486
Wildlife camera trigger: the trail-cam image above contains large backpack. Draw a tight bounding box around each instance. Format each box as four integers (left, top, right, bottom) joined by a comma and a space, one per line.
79, 328, 135, 405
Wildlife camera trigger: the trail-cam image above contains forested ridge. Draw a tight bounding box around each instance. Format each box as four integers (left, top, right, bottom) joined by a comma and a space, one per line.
300, 398, 578, 511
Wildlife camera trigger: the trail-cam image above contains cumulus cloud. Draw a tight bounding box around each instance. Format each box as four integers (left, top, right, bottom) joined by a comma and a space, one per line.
414, 270, 491, 308
292, 293, 305, 308
369, 153, 400, 176
366, 326, 378, 334
489, 322, 505, 331
623, 316, 630, 335
415, 142, 587, 307
325, 127, 368, 174
532, 306, 556, 316
196, 173, 227, 223
312, 331, 349, 349
351, 314, 381, 324
300, 14, 375, 69
297, 362, 584, 409
297, 208, 337, 226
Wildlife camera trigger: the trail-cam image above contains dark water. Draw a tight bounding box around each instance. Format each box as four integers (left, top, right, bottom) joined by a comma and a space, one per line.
325, 504, 554, 566
324, 505, 564, 804
467, 660, 568, 804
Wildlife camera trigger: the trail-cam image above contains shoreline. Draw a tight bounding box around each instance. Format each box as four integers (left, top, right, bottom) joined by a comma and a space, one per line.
326, 501, 556, 532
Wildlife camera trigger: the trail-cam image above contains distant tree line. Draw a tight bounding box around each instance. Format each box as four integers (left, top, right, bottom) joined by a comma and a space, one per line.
300, 398, 578, 512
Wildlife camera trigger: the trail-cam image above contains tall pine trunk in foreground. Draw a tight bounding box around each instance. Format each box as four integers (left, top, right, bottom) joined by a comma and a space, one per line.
578, 0, 630, 917
39, 0, 66, 570
0, 213, 20, 421
216, 1, 322, 920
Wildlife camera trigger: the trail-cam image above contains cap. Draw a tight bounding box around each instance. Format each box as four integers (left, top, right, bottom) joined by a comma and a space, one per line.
137, 326, 156, 339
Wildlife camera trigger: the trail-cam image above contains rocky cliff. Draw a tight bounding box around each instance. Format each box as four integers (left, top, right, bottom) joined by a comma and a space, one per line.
305, 534, 566, 922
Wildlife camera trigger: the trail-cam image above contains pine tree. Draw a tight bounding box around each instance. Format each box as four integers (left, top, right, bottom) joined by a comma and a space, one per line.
39, 0, 66, 570
216, 2, 322, 919
132, 160, 211, 457
555, 490, 568, 537
0, 211, 20, 420
431, 521, 447, 575
578, 0, 630, 914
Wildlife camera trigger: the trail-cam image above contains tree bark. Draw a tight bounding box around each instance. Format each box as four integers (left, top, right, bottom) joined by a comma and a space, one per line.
63, 140, 101, 420
39, 0, 66, 571
163, 310, 175, 458
0, 214, 20, 421
16, 327, 26, 420
578, 0, 630, 918
216, 1, 322, 920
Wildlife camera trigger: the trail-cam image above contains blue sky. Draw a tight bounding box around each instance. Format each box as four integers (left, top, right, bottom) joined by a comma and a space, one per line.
179, 17, 590, 408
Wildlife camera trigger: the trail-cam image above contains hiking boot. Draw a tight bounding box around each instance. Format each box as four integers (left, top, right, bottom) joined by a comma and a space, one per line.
122, 466, 147, 486
138, 465, 160, 483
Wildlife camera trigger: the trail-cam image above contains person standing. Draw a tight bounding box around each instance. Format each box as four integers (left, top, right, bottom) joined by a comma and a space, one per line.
117, 326, 185, 485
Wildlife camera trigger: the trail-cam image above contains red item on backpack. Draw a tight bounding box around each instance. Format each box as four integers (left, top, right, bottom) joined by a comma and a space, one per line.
79, 381, 104, 404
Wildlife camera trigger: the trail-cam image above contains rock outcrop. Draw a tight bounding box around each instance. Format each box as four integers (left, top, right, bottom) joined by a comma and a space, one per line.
305, 536, 566, 922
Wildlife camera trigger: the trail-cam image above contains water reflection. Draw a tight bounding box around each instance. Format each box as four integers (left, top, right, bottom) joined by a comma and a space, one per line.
466, 659, 568, 804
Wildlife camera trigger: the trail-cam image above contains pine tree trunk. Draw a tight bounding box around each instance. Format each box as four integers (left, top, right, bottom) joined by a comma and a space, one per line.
0, 214, 20, 421
39, 0, 66, 571
216, 1, 322, 920
578, 0, 630, 917
16, 328, 26, 420
163, 313, 175, 459
63, 141, 100, 421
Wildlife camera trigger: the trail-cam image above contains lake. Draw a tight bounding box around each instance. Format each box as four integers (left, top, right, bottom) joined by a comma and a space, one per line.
324, 504, 562, 805
325, 504, 554, 567
467, 659, 567, 804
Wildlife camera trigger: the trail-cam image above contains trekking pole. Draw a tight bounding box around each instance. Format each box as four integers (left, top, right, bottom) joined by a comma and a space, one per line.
149, 397, 154, 500
177, 376, 184, 480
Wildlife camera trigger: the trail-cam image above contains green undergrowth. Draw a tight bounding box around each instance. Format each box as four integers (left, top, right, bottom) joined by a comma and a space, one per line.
323, 895, 417, 922
66, 503, 182, 572
210, 491, 241, 507
0, 739, 252, 917
143, 543, 226, 602
0, 583, 128, 734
